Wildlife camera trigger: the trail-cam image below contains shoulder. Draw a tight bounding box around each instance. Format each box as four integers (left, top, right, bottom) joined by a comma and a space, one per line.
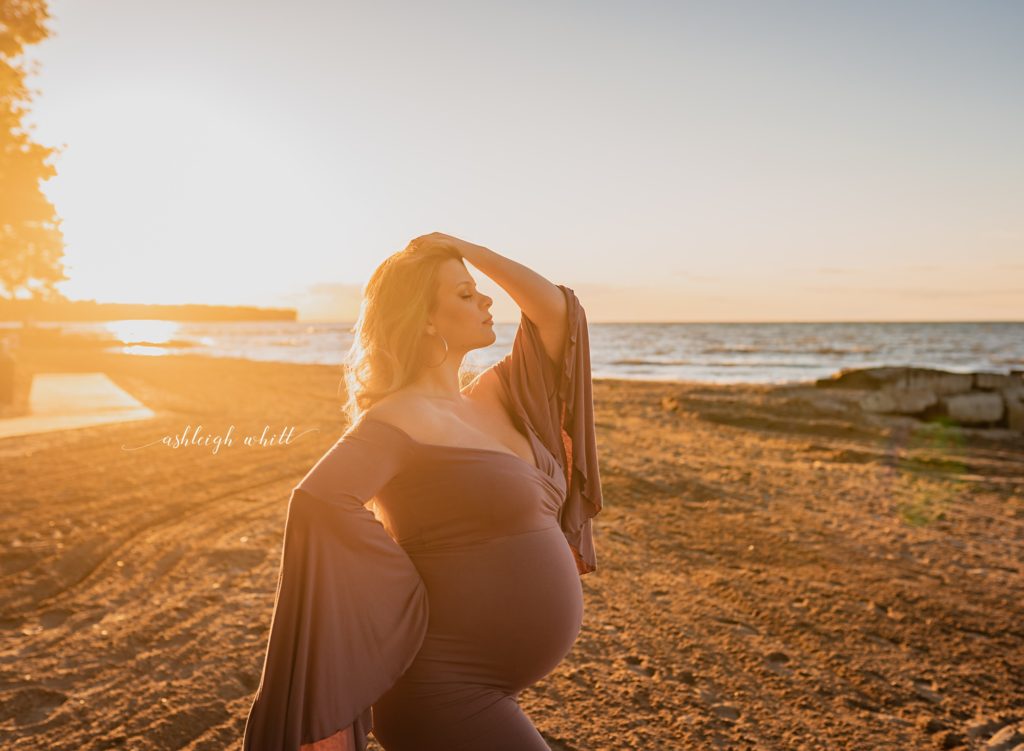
462, 362, 509, 412
356, 390, 444, 444
356, 379, 506, 444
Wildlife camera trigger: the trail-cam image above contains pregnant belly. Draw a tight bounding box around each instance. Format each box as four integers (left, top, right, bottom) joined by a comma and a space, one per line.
404, 525, 584, 693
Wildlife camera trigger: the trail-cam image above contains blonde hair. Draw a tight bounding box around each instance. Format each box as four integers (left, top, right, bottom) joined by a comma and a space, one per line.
339, 238, 466, 425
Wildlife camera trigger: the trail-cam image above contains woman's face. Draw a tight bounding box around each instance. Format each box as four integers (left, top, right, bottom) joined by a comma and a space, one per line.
429, 258, 495, 350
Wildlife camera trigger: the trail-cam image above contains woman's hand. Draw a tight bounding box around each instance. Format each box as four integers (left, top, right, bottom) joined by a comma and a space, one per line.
409, 232, 487, 261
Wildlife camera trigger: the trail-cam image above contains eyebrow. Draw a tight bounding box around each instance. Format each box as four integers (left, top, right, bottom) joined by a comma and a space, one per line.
456, 281, 476, 288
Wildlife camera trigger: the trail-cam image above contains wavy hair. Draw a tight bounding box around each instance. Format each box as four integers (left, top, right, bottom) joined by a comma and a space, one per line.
339, 238, 466, 425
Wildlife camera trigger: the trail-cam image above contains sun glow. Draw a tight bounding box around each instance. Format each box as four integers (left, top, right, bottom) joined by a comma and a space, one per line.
104, 320, 181, 346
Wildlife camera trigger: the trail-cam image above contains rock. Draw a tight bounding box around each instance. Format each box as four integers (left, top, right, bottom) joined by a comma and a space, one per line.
942, 392, 1004, 424
976, 372, 1022, 391
815, 366, 918, 390
815, 365, 1024, 433
899, 371, 974, 396
860, 387, 938, 415
816, 366, 913, 389
1005, 391, 1024, 432
816, 366, 973, 395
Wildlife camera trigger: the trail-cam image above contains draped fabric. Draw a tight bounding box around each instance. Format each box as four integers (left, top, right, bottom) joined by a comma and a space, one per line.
492, 283, 603, 575
242, 426, 430, 750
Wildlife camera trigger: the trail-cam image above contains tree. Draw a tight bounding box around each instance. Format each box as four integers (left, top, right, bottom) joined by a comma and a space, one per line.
0, 0, 66, 302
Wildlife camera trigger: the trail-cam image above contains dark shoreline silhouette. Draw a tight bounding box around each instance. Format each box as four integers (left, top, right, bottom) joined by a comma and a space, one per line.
0, 298, 295, 323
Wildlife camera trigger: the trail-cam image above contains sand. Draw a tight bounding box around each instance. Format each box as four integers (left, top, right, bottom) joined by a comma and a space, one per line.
0, 372, 158, 439
1, 348, 1022, 750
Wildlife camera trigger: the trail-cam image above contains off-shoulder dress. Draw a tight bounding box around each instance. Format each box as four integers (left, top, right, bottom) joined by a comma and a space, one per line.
242, 284, 603, 751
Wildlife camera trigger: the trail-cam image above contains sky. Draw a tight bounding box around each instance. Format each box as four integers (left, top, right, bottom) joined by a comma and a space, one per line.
20, 0, 1024, 322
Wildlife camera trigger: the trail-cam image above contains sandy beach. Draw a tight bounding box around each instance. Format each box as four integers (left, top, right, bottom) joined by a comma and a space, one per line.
1, 348, 1022, 750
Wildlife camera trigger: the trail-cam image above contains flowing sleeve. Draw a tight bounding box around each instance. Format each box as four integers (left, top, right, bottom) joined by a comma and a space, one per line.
491, 283, 603, 576
242, 419, 429, 751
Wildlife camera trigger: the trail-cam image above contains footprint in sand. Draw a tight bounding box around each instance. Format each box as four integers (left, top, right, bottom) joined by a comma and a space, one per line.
203, 547, 267, 572
623, 654, 655, 677
39, 608, 73, 629
607, 529, 632, 543
711, 703, 741, 722
765, 650, 793, 676
713, 615, 760, 636
0, 687, 68, 725
912, 678, 942, 704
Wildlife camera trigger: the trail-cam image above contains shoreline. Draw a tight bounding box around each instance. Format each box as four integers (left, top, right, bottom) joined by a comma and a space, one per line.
3, 323, 1022, 391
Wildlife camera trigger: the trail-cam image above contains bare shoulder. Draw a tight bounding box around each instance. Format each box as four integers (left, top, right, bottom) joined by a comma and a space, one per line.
358, 377, 507, 444
462, 363, 507, 410
359, 391, 429, 436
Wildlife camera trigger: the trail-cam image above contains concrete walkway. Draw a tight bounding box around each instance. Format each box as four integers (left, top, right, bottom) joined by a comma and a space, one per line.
0, 373, 156, 440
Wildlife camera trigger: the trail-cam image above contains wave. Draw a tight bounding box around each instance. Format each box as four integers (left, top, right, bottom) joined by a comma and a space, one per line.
611, 358, 816, 368
700, 346, 877, 355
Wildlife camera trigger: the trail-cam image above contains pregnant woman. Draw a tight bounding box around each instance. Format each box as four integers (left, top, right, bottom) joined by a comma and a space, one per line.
242, 233, 603, 751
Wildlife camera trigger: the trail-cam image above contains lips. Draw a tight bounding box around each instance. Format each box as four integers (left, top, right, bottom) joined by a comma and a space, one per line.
483, 317, 493, 324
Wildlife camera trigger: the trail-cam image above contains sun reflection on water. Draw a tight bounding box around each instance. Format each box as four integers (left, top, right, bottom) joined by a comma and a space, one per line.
103, 320, 183, 356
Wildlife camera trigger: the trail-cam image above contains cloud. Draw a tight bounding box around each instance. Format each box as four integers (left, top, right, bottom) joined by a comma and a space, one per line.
281, 282, 365, 322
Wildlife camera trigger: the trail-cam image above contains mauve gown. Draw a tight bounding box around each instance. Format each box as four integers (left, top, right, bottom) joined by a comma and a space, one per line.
242, 284, 603, 751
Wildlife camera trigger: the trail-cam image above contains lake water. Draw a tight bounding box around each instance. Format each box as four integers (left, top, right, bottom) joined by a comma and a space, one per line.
3, 319, 1022, 385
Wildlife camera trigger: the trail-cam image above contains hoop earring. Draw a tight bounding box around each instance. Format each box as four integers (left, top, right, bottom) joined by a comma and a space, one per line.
427, 332, 448, 368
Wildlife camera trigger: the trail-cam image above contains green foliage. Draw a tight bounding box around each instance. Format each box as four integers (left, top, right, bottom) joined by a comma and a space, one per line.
891, 418, 967, 527
0, 0, 67, 302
